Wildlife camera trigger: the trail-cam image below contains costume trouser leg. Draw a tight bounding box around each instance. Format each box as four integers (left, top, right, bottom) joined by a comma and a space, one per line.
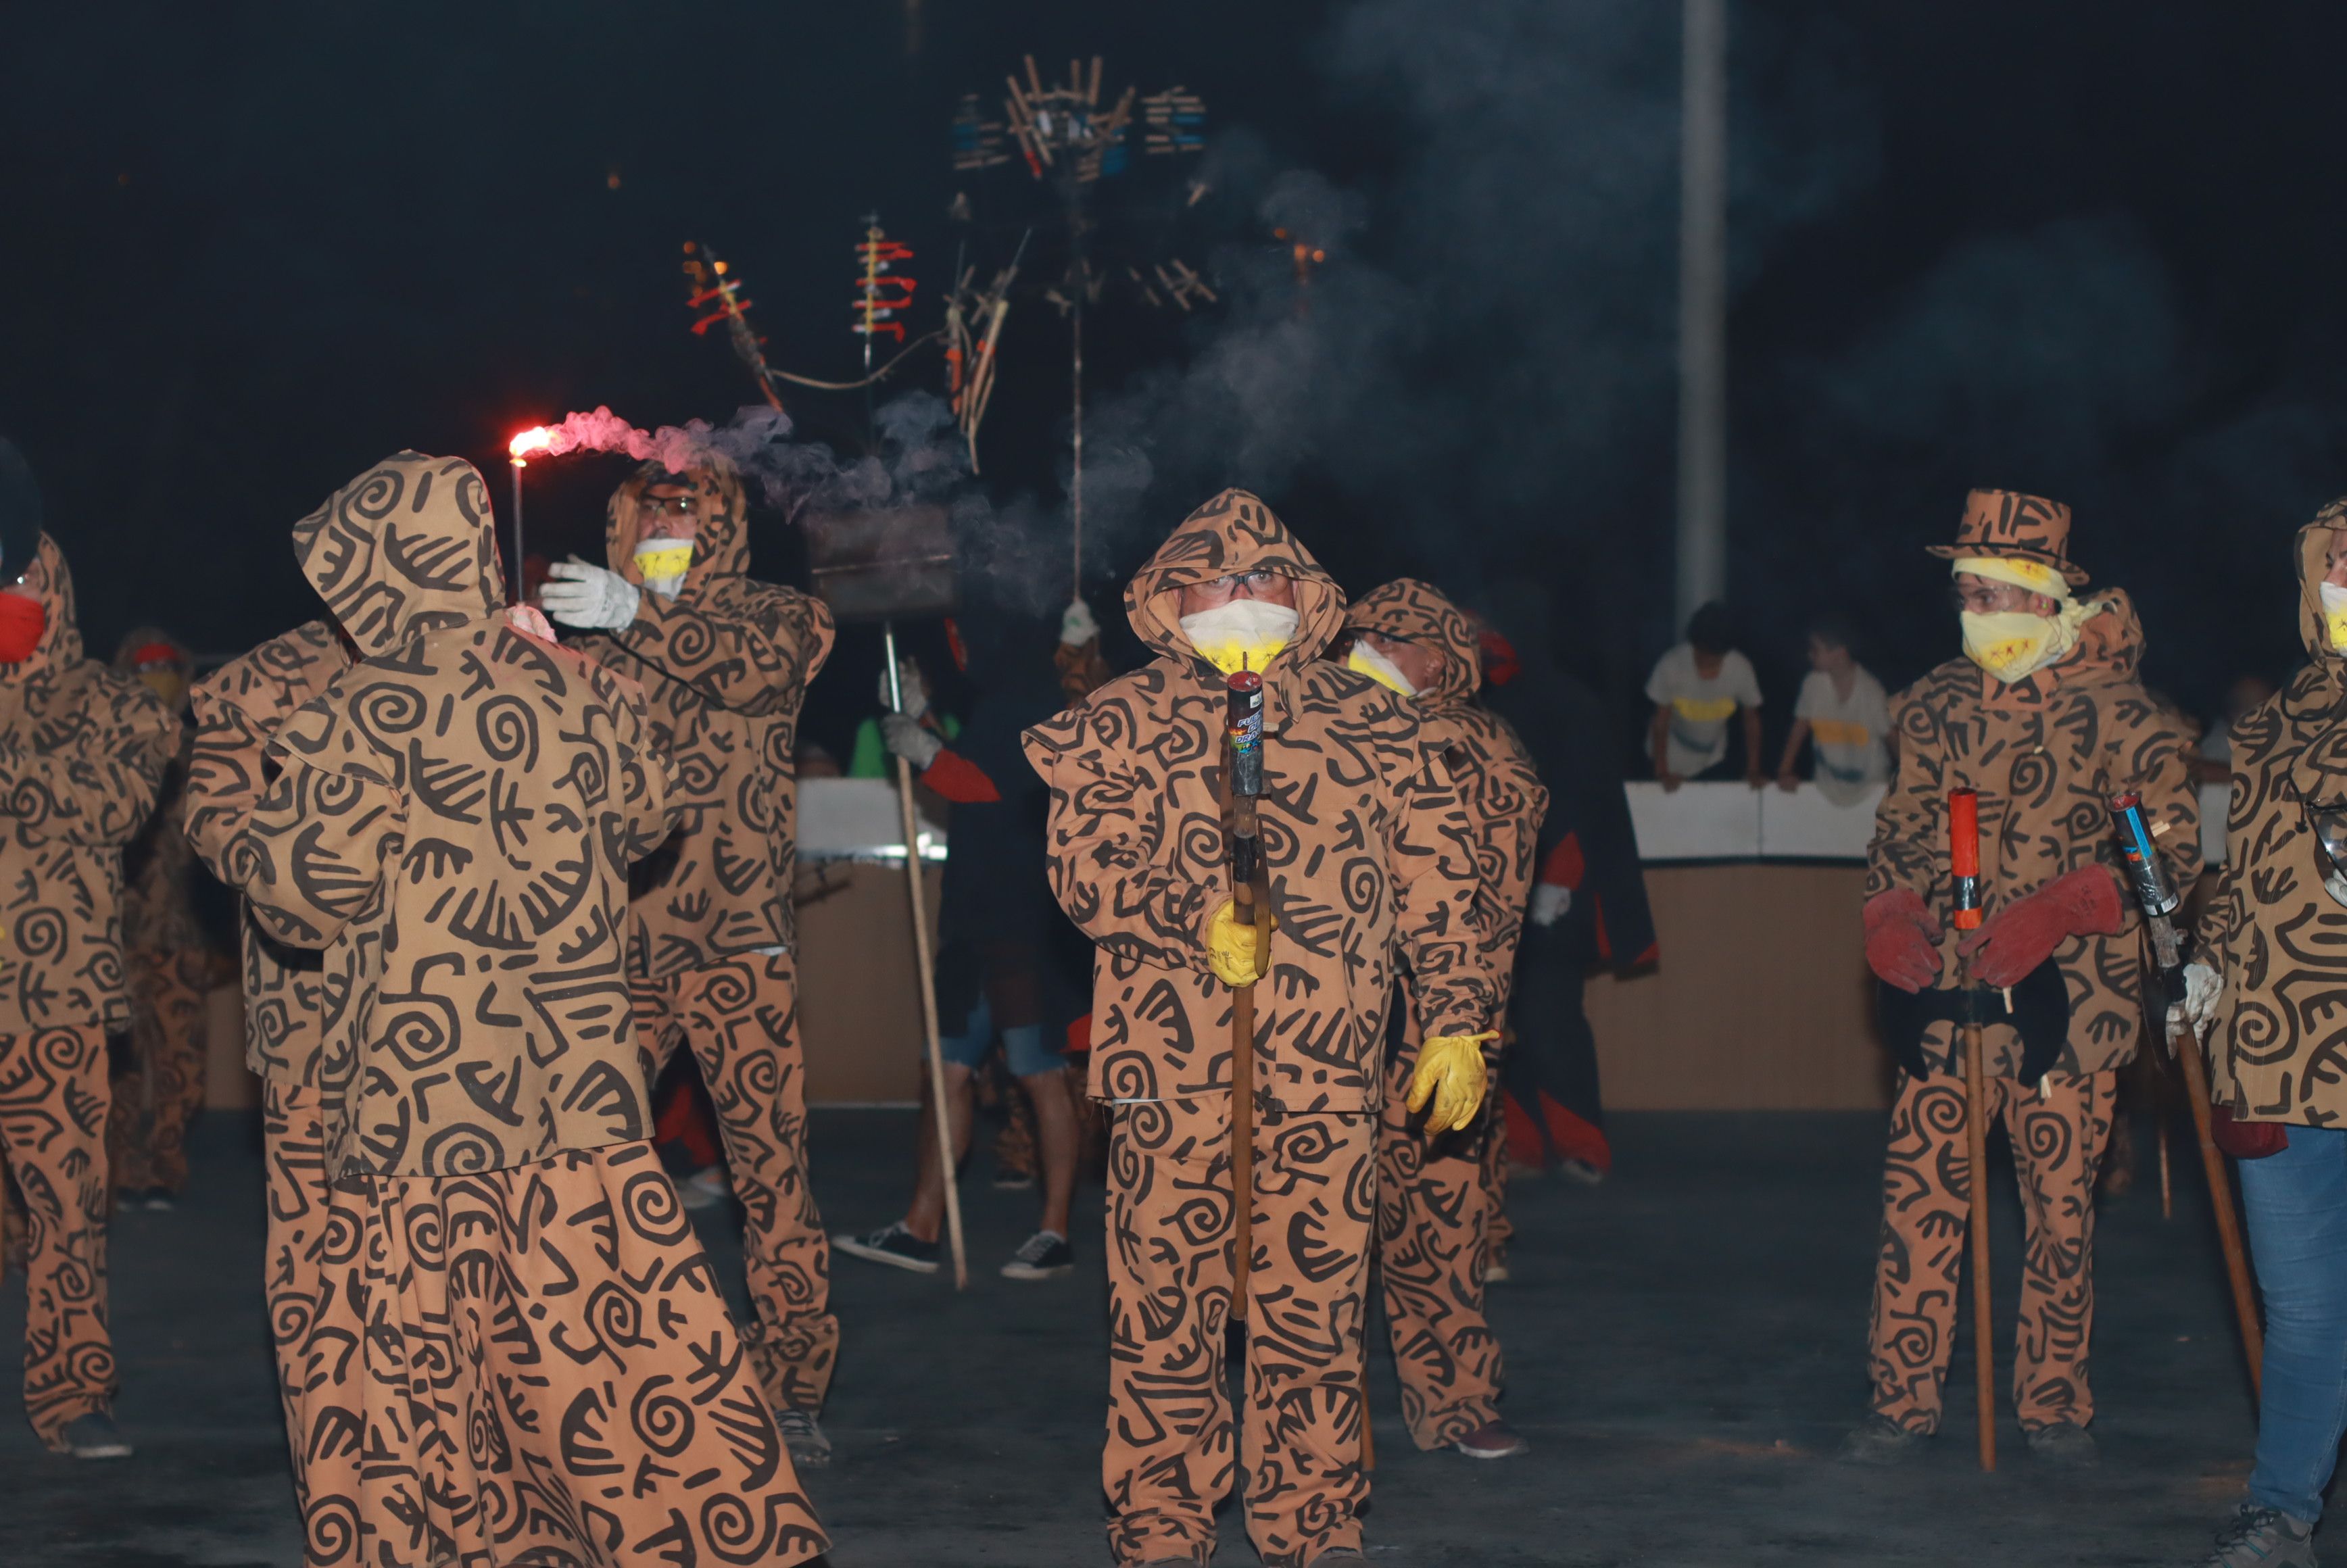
261, 1082, 369, 1568
1105, 1097, 1373, 1568
636, 950, 837, 1413
105, 947, 211, 1196
0, 1025, 114, 1445
346, 1141, 830, 1568
1866, 1067, 2115, 1434
1376, 1052, 1502, 1449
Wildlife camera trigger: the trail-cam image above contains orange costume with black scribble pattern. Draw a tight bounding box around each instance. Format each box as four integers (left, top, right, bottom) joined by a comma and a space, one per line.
0, 533, 175, 1448
1344, 578, 1547, 1452
1862, 491, 2198, 1439
574, 458, 841, 1419
2197, 501, 2347, 1127
106, 627, 228, 1202
1023, 492, 1497, 1567
184, 615, 353, 1559
237, 451, 829, 1568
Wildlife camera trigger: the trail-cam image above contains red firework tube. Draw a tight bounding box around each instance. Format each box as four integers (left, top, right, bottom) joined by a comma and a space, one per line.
1950, 787, 1983, 930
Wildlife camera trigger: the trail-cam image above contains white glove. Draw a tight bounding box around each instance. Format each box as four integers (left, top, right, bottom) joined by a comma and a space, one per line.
877, 659, 929, 718
1529, 883, 1572, 928
880, 712, 944, 770
2173, 960, 2223, 1039
1061, 599, 1100, 646
541, 558, 640, 630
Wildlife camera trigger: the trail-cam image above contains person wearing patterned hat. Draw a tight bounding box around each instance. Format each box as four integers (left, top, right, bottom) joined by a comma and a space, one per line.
1843, 489, 2199, 1469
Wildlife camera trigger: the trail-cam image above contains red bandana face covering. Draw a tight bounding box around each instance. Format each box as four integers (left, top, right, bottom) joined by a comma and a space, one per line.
0, 594, 45, 664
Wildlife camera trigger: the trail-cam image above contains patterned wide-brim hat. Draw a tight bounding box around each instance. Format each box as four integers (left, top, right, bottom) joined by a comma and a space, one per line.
1926, 489, 2088, 589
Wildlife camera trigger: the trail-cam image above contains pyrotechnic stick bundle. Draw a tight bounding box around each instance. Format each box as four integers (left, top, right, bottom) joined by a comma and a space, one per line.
853, 220, 919, 361
1141, 87, 1207, 155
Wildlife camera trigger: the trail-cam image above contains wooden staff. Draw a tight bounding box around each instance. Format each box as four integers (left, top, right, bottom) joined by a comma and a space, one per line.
2176, 1028, 2263, 1395
1950, 787, 1996, 1471
886, 624, 967, 1288
2110, 792, 2261, 1397
1225, 670, 1265, 1326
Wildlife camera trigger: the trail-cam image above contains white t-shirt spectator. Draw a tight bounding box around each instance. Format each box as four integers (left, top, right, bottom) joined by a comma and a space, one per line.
1794, 666, 1892, 805
1646, 644, 1762, 779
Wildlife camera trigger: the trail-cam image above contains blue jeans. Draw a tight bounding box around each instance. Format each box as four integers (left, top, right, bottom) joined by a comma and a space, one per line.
2240, 1124, 2347, 1521
936, 996, 1059, 1079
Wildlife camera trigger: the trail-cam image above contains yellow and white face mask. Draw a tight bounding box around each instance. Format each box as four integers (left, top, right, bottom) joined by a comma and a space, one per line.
1180, 599, 1299, 678
2321, 581, 2347, 652
1953, 556, 2098, 684
1347, 640, 1417, 698
633, 526, 696, 599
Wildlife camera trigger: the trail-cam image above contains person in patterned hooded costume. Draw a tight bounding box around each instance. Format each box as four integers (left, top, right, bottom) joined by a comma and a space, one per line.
1846, 489, 2198, 1469
237, 451, 829, 1568
1340, 579, 1546, 1461
0, 440, 176, 1459
2177, 499, 2347, 1567
105, 626, 228, 1208
541, 457, 842, 1464
185, 600, 355, 1549
1024, 491, 1499, 1568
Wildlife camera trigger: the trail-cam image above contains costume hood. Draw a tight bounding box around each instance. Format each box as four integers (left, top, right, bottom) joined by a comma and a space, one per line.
5, 534, 86, 677
605, 458, 749, 595
1342, 577, 1482, 707
2295, 499, 2347, 668
1122, 489, 1345, 675
291, 451, 504, 657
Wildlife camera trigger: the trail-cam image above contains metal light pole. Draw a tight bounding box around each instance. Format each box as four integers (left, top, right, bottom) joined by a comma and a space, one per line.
1676, 0, 1728, 629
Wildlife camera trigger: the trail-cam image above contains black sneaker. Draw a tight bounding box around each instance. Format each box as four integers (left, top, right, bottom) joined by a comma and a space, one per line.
143, 1190, 175, 1212
775, 1408, 831, 1468
1837, 1414, 1928, 1466
2025, 1421, 2098, 1468
831, 1221, 940, 1275
58, 1413, 132, 1459
1000, 1230, 1073, 1279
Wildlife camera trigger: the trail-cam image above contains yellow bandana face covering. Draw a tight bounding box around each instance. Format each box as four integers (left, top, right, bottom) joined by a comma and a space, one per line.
1347, 642, 1417, 697
1961, 609, 2077, 683
633, 531, 695, 599
2321, 582, 2347, 651
1180, 599, 1298, 677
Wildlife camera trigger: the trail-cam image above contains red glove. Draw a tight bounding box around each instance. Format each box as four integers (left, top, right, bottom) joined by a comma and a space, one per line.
1864, 888, 1942, 994
1956, 865, 2123, 988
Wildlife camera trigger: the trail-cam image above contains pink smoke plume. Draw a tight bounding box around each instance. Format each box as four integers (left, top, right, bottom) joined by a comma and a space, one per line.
508, 406, 717, 472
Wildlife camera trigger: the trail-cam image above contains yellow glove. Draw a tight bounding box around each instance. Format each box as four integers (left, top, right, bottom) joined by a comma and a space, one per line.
1407, 1031, 1498, 1134
1206, 899, 1272, 988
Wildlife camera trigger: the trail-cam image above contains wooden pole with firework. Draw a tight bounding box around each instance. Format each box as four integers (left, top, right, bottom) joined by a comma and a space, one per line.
953, 54, 1205, 600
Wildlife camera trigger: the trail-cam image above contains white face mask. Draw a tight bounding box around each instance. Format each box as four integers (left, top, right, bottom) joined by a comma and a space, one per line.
1347, 641, 1417, 697
2321, 581, 2347, 652
1179, 599, 1299, 677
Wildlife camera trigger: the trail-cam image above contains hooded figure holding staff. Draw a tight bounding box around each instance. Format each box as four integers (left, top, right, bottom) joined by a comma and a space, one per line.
237, 451, 829, 1567
1847, 489, 2198, 1469
1023, 490, 1497, 1568
2177, 500, 2347, 1568
542, 456, 841, 1465
1341, 579, 1547, 1461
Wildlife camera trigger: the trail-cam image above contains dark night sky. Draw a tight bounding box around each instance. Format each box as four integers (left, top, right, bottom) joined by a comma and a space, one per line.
7, 1, 2347, 762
